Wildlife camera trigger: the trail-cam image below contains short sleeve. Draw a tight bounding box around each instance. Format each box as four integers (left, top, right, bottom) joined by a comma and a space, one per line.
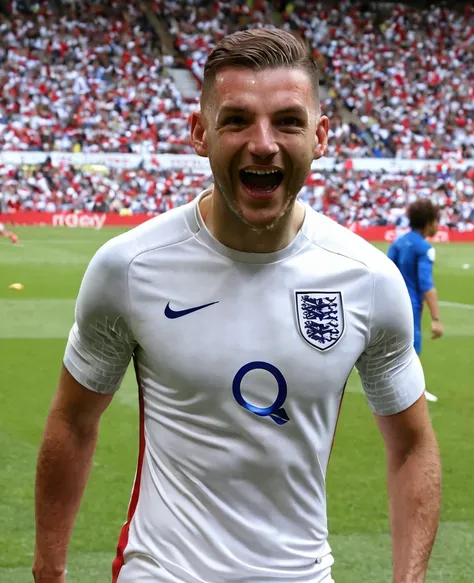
356, 258, 425, 416
417, 246, 435, 293
64, 240, 137, 395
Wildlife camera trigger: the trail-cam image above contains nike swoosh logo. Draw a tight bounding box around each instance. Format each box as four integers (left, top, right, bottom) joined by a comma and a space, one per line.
164, 301, 219, 319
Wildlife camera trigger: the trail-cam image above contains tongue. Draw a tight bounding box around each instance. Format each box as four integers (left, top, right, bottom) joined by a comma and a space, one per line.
240, 171, 282, 192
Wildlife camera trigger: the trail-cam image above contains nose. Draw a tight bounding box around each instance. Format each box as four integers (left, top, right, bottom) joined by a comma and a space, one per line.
247, 119, 279, 159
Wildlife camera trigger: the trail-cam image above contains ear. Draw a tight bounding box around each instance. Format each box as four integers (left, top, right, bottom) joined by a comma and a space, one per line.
190, 111, 208, 157
313, 115, 329, 159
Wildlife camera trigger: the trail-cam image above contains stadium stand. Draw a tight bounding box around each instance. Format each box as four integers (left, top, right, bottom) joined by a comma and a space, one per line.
160, 0, 474, 161
159, 0, 275, 83
282, 1, 474, 159
157, 0, 373, 159
0, 0, 473, 228
0, 0, 196, 154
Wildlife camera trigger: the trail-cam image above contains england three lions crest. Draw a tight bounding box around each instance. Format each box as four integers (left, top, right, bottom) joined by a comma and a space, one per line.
295, 292, 345, 351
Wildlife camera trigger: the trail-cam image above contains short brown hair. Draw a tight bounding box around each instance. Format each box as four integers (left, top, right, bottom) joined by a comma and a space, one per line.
201, 28, 320, 106
407, 199, 440, 230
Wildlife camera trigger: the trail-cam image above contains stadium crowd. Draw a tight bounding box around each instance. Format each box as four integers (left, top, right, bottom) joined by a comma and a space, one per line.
1, 0, 473, 160
158, 0, 372, 159
2, 161, 473, 230
282, 1, 474, 160
0, 0, 196, 155
160, 0, 274, 83
0, 0, 473, 230
161, 0, 474, 160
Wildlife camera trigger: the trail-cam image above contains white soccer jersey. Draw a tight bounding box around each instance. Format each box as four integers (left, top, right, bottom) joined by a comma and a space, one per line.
64, 191, 425, 583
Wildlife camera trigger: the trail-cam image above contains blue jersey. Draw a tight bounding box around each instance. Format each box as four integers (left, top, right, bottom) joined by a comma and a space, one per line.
388, 230, 435, 311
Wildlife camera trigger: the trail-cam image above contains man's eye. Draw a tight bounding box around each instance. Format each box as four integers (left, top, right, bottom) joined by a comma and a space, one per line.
279, 117, 302, 127
224, 115, 246, 125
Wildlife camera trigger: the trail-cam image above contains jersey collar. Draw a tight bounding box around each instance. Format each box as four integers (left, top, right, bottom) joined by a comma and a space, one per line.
184, 190, 311, 265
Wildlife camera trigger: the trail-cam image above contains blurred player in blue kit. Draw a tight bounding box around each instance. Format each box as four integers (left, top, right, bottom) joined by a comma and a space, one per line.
388, 200, 444, 402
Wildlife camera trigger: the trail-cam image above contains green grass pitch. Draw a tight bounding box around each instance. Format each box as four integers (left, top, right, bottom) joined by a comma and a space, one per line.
1, 227, 473, 583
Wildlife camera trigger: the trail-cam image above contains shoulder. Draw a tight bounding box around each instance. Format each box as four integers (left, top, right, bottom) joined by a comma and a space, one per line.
303, 206, 399, 278
90, 201, 196, 276
302, 207, 408, 322
415, 236, 434, 261
391, 231, 413, 249
74, 202, 198, 322
424, 244, 435, 262
388, 235, 401, 251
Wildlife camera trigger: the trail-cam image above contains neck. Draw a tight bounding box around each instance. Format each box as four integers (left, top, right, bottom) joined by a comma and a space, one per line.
200, 188, 305, 253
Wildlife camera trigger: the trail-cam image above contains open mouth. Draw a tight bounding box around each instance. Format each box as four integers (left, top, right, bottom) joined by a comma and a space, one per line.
239, 168, 284, 196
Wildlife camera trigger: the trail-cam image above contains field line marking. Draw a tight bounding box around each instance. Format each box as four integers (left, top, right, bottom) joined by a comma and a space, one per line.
440, 301, 474, 311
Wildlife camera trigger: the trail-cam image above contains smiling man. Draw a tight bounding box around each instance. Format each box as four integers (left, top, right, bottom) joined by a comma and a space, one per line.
34, 29, 441, 583
192, 35, 327, 251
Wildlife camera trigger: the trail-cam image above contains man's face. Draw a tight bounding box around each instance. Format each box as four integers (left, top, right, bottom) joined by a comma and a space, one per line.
191, 66, 328, 230
427, 219, 439, 238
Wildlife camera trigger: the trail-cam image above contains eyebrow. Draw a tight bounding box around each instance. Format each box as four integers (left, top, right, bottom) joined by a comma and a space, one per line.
217, 105, 308, 117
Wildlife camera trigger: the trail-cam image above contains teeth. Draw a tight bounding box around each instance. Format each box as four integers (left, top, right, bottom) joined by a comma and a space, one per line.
243, 169, 280, 175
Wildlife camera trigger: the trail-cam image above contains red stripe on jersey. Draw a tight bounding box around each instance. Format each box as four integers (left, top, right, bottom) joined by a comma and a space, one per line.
112, 356, 146, 583
328, 381, 347, 464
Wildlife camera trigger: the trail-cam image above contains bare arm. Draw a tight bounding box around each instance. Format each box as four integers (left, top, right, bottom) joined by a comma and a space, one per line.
423, 287, 440, 322
376, 395, 441, 583
418, 250, 443, 339
33, 365, 113, 583
423, 288, 443, 339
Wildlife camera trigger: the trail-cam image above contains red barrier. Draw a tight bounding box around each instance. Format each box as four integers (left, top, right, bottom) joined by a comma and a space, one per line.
2, 212, 474, 242
0, 211, 155, 228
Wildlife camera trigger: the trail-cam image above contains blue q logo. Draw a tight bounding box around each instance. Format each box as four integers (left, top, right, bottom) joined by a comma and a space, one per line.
232, 361, 290, 425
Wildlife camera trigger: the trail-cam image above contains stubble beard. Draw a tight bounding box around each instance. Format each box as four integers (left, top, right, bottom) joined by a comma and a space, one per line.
214, 178, 299, 234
